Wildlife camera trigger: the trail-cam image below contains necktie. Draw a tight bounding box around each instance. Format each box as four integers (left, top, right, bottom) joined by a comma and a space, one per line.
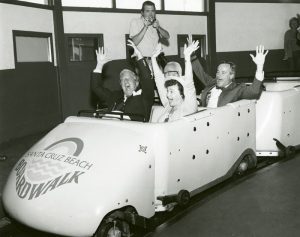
164, 116, 170, 123
206, 91, 212, 106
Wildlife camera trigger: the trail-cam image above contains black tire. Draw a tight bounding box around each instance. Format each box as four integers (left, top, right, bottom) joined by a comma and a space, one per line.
285, 146, 296, 159
235, 155, 251, 176
177, 190, 190, 207
95, 221, 122, 237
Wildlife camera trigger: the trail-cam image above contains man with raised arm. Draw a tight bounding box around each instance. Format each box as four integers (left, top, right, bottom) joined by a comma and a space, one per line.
191, 42, 268, 108
91, 40, 154, 121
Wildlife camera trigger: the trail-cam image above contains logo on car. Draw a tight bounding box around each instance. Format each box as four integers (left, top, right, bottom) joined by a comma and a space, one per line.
14, 137, 92, 200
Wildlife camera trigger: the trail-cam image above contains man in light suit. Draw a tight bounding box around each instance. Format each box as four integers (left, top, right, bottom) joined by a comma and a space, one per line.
191, 45, 268, 108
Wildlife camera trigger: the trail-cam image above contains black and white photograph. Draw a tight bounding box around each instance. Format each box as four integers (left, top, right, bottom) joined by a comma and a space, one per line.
0, 0, 300, 236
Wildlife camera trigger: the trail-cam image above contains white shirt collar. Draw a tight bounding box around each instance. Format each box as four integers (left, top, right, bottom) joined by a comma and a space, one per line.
124, 89, 142, 102
133, 89, 142, 96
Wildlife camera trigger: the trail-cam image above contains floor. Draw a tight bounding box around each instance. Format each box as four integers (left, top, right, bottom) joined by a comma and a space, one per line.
147, 154, 300, 237
0, 133, 299, 237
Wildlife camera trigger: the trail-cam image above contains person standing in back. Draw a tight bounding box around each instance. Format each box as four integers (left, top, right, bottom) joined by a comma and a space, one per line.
129, 1, 170, 69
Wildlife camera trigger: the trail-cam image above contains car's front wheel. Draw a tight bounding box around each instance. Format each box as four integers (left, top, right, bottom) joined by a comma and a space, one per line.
95, 220, 123, 237
235, 153, 256, 176
94, 220, 130, 237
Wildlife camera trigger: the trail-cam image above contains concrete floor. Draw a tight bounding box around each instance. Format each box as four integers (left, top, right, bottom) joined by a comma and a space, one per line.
147, 154, 300, 237
0, 133, 300, 237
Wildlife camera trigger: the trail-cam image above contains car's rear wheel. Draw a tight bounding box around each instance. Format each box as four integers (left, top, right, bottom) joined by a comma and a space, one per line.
285, 146, 296, 159
177, 190, 190, 207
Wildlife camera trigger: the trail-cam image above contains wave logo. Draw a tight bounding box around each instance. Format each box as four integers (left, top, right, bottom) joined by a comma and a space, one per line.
15, 138, 86, 200
45, 137, 84, 157
25, 138, 84, 182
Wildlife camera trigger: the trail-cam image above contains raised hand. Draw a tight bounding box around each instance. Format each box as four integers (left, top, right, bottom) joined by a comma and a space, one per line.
152, 19, 159, 29
152, 43, 163, 58
95, 47, 107, 64
250, 45, 269, 66
184, 40, 199, 59
94, 47, 107, 73
187, 34, 193, 46
127, 39, 143, 60
143, 17, 153, 27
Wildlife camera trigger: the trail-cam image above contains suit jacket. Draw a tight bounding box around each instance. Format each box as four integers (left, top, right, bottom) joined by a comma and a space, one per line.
192, 58, 263, 107
91, 59, 154, 121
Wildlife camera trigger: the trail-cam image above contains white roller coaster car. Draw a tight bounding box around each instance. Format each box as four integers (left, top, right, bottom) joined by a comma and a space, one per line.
256, 77, 300, 157
2, 79, 300, 237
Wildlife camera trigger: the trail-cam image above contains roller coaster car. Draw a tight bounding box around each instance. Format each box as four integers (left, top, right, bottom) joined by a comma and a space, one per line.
256, 79, 300, 158
2, 99, 257, 237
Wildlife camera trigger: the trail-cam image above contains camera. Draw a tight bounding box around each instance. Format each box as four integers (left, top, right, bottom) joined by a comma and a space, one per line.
147, 16, 156, 24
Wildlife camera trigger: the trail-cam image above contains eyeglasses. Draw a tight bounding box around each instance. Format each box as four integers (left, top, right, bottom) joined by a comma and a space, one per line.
164, 71, 180, 77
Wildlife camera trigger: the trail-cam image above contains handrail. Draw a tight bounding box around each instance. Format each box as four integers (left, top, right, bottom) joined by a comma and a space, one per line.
77, 109, 146, 122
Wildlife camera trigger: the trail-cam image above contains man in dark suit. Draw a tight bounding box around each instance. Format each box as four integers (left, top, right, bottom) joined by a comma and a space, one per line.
91, 40, 154, 121
191, 45, 268, 108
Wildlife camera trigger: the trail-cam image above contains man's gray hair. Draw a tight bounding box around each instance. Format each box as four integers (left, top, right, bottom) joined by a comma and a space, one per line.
119, 69, 138, 82
164, 61, 182, 76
